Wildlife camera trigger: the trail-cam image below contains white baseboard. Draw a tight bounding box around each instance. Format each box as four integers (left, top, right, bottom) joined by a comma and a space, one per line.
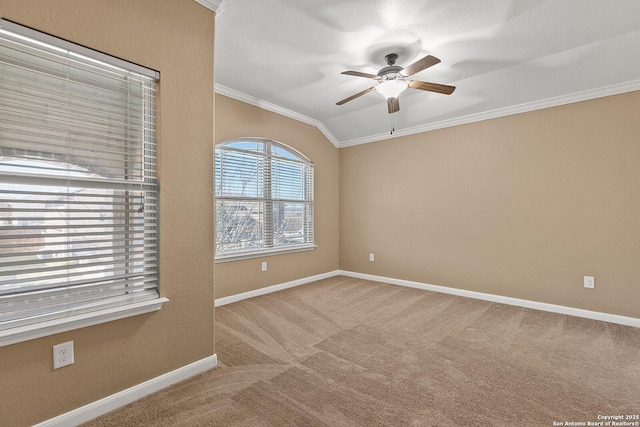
339, 270, 640, 328
35, 354, 218, 427
215, 270, 340, 307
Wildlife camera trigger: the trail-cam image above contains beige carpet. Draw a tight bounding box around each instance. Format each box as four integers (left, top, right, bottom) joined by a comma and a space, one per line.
84, 276, 640, 426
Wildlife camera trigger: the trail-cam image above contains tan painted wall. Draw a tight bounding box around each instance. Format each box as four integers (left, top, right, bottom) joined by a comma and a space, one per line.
340, 91, 640, 319
214, 95, 339, 299
0, 1, 215, 425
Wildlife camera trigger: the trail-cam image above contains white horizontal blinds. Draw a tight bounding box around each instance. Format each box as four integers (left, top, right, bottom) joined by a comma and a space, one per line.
215, 139, 314, 257
0, 22, 159, 330
0, 31, 155, 182
215, 141, 265, 252
270, 147, 314, 247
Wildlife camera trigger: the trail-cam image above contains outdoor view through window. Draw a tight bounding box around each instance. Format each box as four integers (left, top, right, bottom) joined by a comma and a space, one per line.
0, 20, 160, 334
215, 139, 314, 260
0, 161, 150, 319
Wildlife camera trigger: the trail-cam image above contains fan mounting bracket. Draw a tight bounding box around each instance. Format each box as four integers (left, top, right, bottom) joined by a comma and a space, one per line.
385, 53, 398, 66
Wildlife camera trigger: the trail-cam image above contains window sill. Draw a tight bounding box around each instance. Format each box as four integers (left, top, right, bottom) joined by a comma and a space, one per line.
215, 244, 317, 263
0, 297, 169, 348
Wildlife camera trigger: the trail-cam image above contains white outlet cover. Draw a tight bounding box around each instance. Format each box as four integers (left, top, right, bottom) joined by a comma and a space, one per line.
53, 340, 74, 369
261, 261, 267, 271
584, 276, 595, 289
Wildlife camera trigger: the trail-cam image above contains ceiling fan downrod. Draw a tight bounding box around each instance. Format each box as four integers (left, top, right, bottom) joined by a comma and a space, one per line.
378, 54, 403, 78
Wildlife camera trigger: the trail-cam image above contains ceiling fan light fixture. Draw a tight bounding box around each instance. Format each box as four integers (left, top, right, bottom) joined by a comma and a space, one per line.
337, 54, 454, 113
375, 79, 408, 99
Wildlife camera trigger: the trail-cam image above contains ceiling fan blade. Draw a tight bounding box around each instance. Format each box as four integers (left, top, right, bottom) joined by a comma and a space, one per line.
401, 55, 441, 77
341, 70, 379, 79
336, 86, 376, 105
387, 97, 400, 114
408, 80, 456, 95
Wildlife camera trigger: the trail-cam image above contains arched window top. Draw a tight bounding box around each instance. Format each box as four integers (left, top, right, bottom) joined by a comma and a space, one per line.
219, 138, 312, 164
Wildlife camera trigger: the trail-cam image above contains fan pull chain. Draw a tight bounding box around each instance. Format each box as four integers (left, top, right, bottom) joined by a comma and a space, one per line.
390, 114, 395, 135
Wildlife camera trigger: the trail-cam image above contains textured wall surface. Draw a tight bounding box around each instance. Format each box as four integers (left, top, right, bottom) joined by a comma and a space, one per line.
340, 91, 640, 318
0, 1, 215, 425
214, 95, 340, 299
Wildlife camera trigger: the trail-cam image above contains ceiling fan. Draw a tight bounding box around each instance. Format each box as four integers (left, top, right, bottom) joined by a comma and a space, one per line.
336, 53, 455, 114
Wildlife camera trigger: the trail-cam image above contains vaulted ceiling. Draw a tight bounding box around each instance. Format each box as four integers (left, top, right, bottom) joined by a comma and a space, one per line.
213, 1, 640, 147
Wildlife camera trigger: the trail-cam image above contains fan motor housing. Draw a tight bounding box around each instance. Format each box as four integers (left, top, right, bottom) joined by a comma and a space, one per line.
377, 65, 403, 78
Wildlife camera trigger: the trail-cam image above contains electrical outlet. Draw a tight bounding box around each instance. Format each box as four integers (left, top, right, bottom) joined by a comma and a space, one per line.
369, 253, 374, 262
53, 341, 74, 369
261, 261, 267, 272
584, 276, 595, 289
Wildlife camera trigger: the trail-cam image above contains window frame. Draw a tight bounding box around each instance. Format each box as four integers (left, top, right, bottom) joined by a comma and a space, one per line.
0, 20, 166, 347
215, 138, 316, 262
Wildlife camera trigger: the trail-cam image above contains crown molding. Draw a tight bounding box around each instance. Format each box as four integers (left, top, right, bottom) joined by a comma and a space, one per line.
215, 79, 640, 149
194, 0, 222, 12
214, 84, 341, 148
339, 79, 640, 148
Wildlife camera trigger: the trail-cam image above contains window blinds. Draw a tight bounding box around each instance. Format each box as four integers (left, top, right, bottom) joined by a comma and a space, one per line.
215, 139, 314, 259
0, 20, 159, 331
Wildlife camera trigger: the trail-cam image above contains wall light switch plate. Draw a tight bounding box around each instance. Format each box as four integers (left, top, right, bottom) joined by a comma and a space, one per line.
369, 253, 374, 262
261, 261, 267, 272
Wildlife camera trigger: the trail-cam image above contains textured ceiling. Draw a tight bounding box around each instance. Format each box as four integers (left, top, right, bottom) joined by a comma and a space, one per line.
214, 0, 640, 147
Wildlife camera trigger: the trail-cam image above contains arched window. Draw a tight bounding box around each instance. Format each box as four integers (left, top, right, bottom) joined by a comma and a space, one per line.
215, 139, 315, 260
